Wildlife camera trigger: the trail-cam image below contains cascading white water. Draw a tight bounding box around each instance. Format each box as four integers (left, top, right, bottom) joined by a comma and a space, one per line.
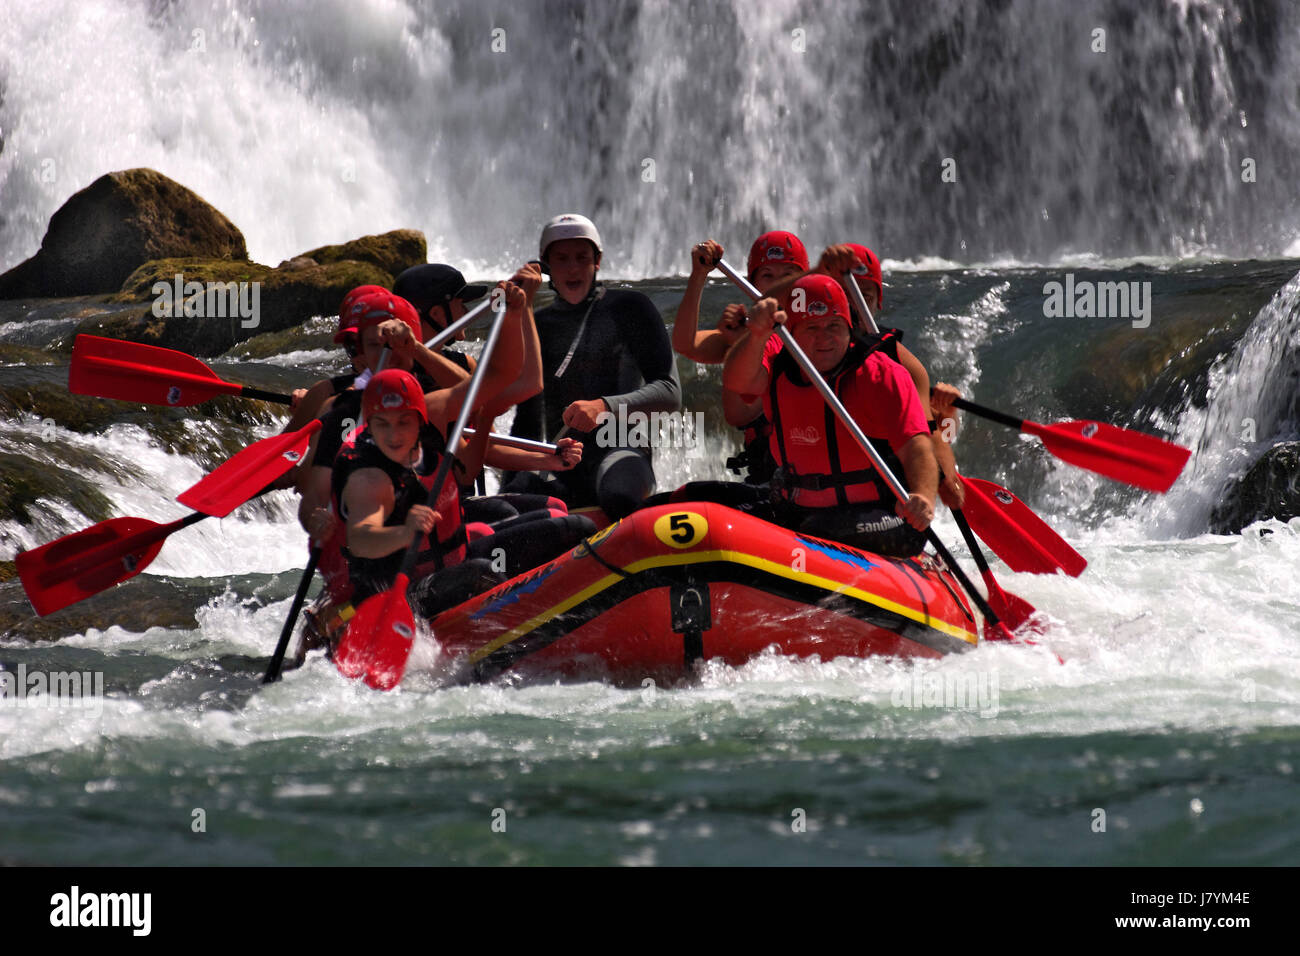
2, 0, 1299, 277
1152, 268, 1300, 534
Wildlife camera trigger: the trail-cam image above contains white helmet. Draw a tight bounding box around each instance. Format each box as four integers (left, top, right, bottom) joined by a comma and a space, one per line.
539, 213, 603, 264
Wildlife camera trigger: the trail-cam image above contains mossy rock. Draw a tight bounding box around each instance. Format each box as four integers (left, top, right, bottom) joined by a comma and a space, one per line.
0, 578, 203, 642
0, 452, 116, 525
299, 229, 426, 278
71, 260, 391, 356
221, 315, 340, 361
0, 380, 281, 470
111, 257, 274, 303
0, 342, 60, 366
0, 168, 248, 298
0, 561, 15, 584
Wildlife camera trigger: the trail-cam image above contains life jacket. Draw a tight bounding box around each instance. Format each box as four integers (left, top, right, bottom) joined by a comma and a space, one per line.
765, 334, 908, 509
331, 424, 467, 603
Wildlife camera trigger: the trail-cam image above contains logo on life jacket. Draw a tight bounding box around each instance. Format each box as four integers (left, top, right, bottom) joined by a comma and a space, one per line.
789, 425, 821, 445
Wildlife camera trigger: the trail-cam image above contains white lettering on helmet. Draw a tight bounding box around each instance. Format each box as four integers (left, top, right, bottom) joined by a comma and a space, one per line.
381, 393, 404, 408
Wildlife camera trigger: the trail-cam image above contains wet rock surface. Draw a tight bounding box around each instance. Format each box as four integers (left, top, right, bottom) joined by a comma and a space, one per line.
1210, 441, 1300, 533
0, 169, 247, 298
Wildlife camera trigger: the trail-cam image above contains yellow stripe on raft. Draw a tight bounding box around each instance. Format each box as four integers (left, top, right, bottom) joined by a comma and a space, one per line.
467, 548, 978, 664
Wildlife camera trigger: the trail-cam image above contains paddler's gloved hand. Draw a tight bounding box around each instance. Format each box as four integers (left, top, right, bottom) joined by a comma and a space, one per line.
897, 493, 935, 532
562, 398, 609, 433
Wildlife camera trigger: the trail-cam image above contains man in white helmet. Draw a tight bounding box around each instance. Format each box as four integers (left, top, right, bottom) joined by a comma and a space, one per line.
503, 214, 681, 519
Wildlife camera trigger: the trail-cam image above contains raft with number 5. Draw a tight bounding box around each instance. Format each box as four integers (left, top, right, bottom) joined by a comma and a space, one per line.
429, 501, 982, 685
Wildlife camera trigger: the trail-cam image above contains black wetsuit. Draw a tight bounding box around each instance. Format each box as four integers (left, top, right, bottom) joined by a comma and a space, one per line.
503, 283, 681, 518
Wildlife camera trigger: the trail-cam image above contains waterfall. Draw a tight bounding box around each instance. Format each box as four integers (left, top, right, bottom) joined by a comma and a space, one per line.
2, 0, 1299, 277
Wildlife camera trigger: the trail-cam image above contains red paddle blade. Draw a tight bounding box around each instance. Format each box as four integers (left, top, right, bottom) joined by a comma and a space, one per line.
962, 477, 1088, 577
177, 420, 321, 517
334, 573, 416, 690
70, 334, 241, 407
1024, 419, 1190, 494
16, 516, 182, 616
982, 577, 1040, 633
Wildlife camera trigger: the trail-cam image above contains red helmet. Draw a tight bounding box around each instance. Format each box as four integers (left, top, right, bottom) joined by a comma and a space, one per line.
362, 368, 428, 424
845, 243, 883, 308
352, 291, 422, 341
747, 230, 809, 277
335, 284, 389, 343
787, 274, 851, 331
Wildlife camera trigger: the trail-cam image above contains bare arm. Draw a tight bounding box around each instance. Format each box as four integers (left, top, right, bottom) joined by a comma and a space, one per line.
342, 468, 436, 558
722, 298, 781, 396
672, 239, 735, 364
896, 433, 939, 531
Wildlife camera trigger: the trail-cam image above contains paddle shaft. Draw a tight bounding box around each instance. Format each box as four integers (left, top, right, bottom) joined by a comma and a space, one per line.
462, 429, 557, 454
424, 296, 495, 351
950, 396, 1023, 430
715, 258, 1007, 632
953, 509, 996, 583
395, 301, 510, 579
842, 270, 883, 335
263, 546, 321, 684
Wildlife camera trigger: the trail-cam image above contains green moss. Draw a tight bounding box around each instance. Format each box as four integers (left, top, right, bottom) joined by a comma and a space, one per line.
0, 578, 204, 642
299, 229, 426, 277
112, 258, 273, 303
0, 343, 59, 366
0, 380, 282, 471
0, 452, 116, 524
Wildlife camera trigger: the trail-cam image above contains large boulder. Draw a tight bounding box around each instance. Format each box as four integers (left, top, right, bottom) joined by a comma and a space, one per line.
0, 169, 247, 298
1210, 441, 1300, 533
298, 230, 427, 278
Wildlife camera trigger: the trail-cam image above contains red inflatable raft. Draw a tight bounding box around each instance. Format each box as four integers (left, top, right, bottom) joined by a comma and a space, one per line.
433, 502, 981, 684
